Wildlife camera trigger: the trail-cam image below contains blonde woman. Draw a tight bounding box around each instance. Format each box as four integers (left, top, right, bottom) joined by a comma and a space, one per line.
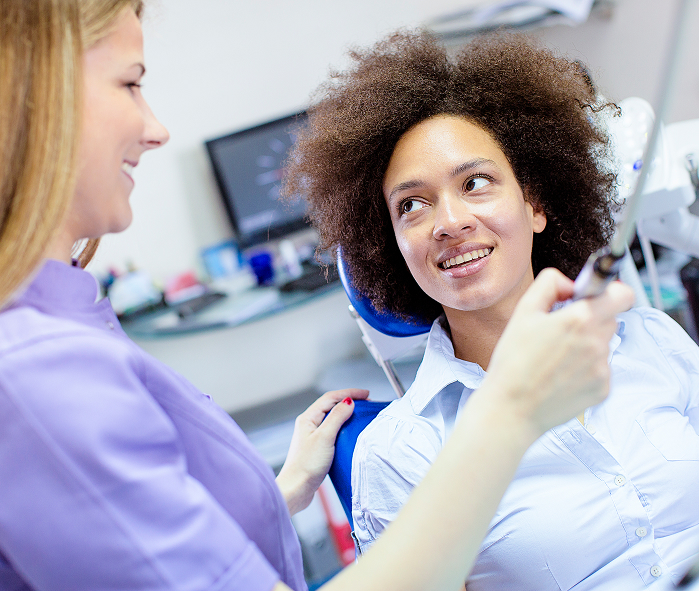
0, 1, 633, 589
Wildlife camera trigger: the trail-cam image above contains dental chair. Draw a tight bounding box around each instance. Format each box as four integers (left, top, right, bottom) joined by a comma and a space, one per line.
327, 249, 431, 525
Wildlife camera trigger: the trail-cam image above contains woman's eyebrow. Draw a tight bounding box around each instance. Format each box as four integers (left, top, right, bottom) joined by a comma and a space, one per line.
387, 157, 498, 202
387, 179, 426, 202
451, 158, 496, 177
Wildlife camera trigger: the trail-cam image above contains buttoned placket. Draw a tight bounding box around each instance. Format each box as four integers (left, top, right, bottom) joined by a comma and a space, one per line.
551, 420, 669, 586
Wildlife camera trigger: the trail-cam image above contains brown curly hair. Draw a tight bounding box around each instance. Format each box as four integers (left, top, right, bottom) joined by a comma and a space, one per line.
283, 30, 618, 323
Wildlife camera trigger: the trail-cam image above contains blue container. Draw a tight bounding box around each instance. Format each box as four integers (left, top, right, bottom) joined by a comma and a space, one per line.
248, 252, 274, 286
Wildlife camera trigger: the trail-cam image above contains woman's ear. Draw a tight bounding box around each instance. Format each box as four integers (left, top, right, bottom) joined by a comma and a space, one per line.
524, 188, 547, 234
533, 206, 547, 234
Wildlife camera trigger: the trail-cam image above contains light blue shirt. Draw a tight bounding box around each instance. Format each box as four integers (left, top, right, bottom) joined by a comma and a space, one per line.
352, 308, 699, 590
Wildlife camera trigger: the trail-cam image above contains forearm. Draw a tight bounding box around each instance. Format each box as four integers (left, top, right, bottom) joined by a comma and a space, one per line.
324, 379, 536, 591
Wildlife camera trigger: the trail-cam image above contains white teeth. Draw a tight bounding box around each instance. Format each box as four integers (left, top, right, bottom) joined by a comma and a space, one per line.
121, 162, 133, 175
442, 248, 492, 269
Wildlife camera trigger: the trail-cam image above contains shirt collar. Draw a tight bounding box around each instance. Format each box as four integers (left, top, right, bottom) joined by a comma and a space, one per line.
13, 259, 101, 313
609, 316, 623, 359
407, 312, 625, 415
407, 315, 486, 414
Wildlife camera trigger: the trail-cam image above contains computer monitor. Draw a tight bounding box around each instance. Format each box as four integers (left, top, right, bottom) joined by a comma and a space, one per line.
205, 111, 308, 249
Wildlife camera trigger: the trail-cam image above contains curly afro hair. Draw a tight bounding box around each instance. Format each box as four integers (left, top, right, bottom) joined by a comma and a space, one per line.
283, 30, 618, 324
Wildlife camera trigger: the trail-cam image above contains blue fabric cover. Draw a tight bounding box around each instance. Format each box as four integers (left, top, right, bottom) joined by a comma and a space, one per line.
328, 399, 391, 524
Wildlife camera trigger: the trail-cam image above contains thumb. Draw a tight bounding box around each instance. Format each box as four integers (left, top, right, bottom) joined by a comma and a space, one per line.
585, 280, 635, 319
516, 268, 574, 315
316, 397, 355, 444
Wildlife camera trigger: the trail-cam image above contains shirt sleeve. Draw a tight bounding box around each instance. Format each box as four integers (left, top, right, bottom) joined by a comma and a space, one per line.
351, 412, 442, 553
0, 329, 280, 591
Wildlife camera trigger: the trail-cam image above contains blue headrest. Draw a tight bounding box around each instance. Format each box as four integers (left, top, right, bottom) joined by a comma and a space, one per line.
336, 247, 432, 337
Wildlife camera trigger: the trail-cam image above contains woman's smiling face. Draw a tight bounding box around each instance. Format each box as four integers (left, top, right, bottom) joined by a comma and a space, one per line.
383, 114, 546, 318
67, 8, 169, 243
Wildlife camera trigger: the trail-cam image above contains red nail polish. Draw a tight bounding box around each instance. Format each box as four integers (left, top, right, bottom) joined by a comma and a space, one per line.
343, 397, 352, 405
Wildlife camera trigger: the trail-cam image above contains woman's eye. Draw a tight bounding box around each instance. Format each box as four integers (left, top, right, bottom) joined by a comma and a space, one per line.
464, 176, 490, 192
400, 199, 427, 215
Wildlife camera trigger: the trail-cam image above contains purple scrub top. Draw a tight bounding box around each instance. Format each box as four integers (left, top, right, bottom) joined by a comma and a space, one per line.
0, 259, 306, 591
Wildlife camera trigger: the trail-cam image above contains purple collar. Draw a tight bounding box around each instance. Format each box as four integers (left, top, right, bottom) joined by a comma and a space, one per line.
9, 260, 121, 335
16, 259, 100, 312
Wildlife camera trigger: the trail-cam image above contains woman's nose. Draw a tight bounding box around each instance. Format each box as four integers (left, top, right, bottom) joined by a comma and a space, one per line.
141, 101, 169, 150
432, 194, 476, 239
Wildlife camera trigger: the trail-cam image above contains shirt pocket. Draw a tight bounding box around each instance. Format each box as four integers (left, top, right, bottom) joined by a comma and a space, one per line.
636, 407, 699, 461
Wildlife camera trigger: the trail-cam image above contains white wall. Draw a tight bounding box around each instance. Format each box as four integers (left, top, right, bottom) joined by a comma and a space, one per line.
106, 0, 488, 412
134, 289, 363, 413
534, 0, 699, 124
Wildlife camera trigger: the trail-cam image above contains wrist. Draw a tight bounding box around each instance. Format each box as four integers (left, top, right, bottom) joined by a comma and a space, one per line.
465, 376, 543, 450
276, 468, 312, 516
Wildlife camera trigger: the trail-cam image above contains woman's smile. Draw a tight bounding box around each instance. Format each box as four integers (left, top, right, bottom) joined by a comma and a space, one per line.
121, 160, 136, 183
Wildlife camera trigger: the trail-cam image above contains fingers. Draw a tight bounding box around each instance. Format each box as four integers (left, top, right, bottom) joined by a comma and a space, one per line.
316, 396, 357, 441
586, 280, 635, 319
515, 268, 574, 315
519, 268, 634, 326
303, 388, 370, 428
489, 272, 635, 436
554, 280, 635, 342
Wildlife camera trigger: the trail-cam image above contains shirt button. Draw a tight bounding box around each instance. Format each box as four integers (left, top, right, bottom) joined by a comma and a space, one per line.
587, 424, 597, 435
106, 321, 115, 330
635, 527, 648, 538
650, 565, 662, 578
614, 474, 627, 486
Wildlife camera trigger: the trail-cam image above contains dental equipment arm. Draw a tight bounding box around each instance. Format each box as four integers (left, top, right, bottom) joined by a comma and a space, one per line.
573, 0, 694, 300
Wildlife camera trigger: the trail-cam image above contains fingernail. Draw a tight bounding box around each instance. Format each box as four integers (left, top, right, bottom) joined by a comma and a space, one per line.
343, 397, 353, 405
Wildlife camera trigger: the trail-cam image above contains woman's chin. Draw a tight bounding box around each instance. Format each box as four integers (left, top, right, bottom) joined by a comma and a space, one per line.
108, 211, 134, 235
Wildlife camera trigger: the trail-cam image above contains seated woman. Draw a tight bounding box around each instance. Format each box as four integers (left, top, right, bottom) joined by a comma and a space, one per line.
283, 31, 699, 590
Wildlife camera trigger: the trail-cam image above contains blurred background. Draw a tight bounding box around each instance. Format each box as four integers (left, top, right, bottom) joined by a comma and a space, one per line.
91, 0, 699, 282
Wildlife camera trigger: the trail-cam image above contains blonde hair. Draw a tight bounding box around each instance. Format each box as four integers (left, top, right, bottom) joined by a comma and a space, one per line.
0, 0, 143, 307
81, 0, 144, 48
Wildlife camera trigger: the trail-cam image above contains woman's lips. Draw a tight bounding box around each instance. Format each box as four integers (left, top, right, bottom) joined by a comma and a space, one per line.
121, 161, 135, 182
439, 247, 492, 278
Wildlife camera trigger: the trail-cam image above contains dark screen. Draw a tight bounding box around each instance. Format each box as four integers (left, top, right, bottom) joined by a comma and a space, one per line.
205, 112, 308, 248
